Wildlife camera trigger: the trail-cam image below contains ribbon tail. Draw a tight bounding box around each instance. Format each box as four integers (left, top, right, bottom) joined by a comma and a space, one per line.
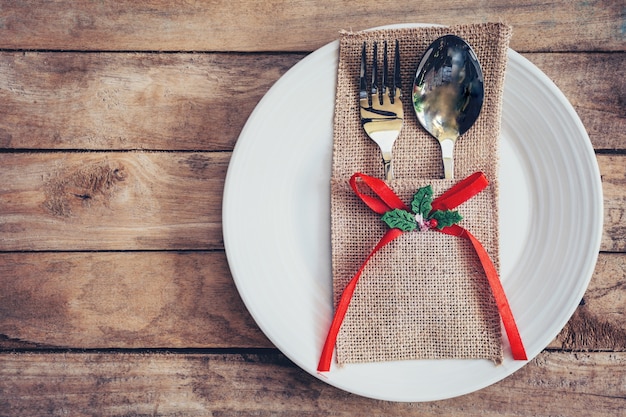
441, 225, 528, 361
317, 228, 403, 372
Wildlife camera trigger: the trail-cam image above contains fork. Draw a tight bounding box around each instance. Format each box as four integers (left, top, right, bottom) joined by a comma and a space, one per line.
359, 40, 404, 180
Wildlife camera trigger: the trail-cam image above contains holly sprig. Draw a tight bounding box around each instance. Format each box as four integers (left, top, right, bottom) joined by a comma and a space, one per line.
380, 185, 462, 232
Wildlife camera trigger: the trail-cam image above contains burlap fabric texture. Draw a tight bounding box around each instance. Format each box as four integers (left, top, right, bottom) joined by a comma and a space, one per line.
330, 23, 512, 366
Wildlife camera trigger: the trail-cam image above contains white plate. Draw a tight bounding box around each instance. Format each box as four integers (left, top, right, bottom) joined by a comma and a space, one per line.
222, 24, 603, 402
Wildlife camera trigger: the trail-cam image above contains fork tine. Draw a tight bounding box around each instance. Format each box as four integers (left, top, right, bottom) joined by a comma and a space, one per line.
359, 42, 368, 100
392, 40, 401, 98
370, 42, 378, 97
382, 41, 388, 96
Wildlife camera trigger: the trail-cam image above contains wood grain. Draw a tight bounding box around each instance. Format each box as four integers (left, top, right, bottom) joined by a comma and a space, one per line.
0, 351, 624, 416
0, 52, 623, 151
0, 153, 621, 251
0, 251, 623, 351
0, 0, 623, 52
0, 152, 226, 251
599, 154, 626, 253
0, 252, 271, 349
0, 51, 300, 151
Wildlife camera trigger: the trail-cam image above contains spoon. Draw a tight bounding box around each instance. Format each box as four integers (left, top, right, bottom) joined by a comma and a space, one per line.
412, 35, 484, 179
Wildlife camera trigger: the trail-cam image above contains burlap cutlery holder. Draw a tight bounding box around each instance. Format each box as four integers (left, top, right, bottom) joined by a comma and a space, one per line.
330, 23, 512, 366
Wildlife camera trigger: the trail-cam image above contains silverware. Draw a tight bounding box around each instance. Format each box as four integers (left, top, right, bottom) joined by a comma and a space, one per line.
412, 35, 484, 179
360, 40, 404, 180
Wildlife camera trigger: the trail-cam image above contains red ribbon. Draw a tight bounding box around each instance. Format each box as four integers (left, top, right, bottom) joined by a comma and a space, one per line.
317, 172, 527, 372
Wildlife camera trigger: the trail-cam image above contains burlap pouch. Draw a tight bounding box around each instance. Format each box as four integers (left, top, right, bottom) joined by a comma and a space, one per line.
331, 23, 512, 366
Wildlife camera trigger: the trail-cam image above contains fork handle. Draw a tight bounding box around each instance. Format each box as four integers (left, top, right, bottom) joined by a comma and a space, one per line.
382, 151, 394, 180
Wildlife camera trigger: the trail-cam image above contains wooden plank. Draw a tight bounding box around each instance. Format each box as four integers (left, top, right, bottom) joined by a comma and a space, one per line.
0, 351, 623, 416
0, 1, 623, 52
0, 152, 226, 251
0, 52, 622, 151
599, 154, 626, 253
0, 251, 623, 351
1, 153, 622, 252
0, 51, 301, 151
0, 252, 271, 349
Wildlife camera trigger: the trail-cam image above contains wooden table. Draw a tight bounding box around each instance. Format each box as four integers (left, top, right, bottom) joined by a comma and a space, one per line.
0, 1, 623, 415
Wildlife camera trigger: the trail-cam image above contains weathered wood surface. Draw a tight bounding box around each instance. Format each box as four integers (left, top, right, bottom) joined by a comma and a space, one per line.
0, 52, 299, 151
600, 154, 626, 253
0, 0, 623, 52
0, 252, 271, 349
0, 1, 624, 415
0, 152, 227, 251
0, 52, 623, 151
0, 251, 623, 351
0, 351, 624, 417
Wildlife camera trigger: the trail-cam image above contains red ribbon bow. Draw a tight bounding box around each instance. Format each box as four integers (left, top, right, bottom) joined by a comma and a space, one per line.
317, 172, 527, 372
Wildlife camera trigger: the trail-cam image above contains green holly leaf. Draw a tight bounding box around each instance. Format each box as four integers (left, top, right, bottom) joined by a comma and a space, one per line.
430, 210, 463, 229
381, 209, 417, 232
411, 185, 434, 218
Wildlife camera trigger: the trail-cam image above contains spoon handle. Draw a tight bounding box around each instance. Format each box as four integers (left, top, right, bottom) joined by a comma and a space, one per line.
440, 138, 455, 179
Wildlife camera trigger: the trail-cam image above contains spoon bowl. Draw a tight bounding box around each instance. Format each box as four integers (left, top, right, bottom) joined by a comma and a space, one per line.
412, 35, 484, 178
